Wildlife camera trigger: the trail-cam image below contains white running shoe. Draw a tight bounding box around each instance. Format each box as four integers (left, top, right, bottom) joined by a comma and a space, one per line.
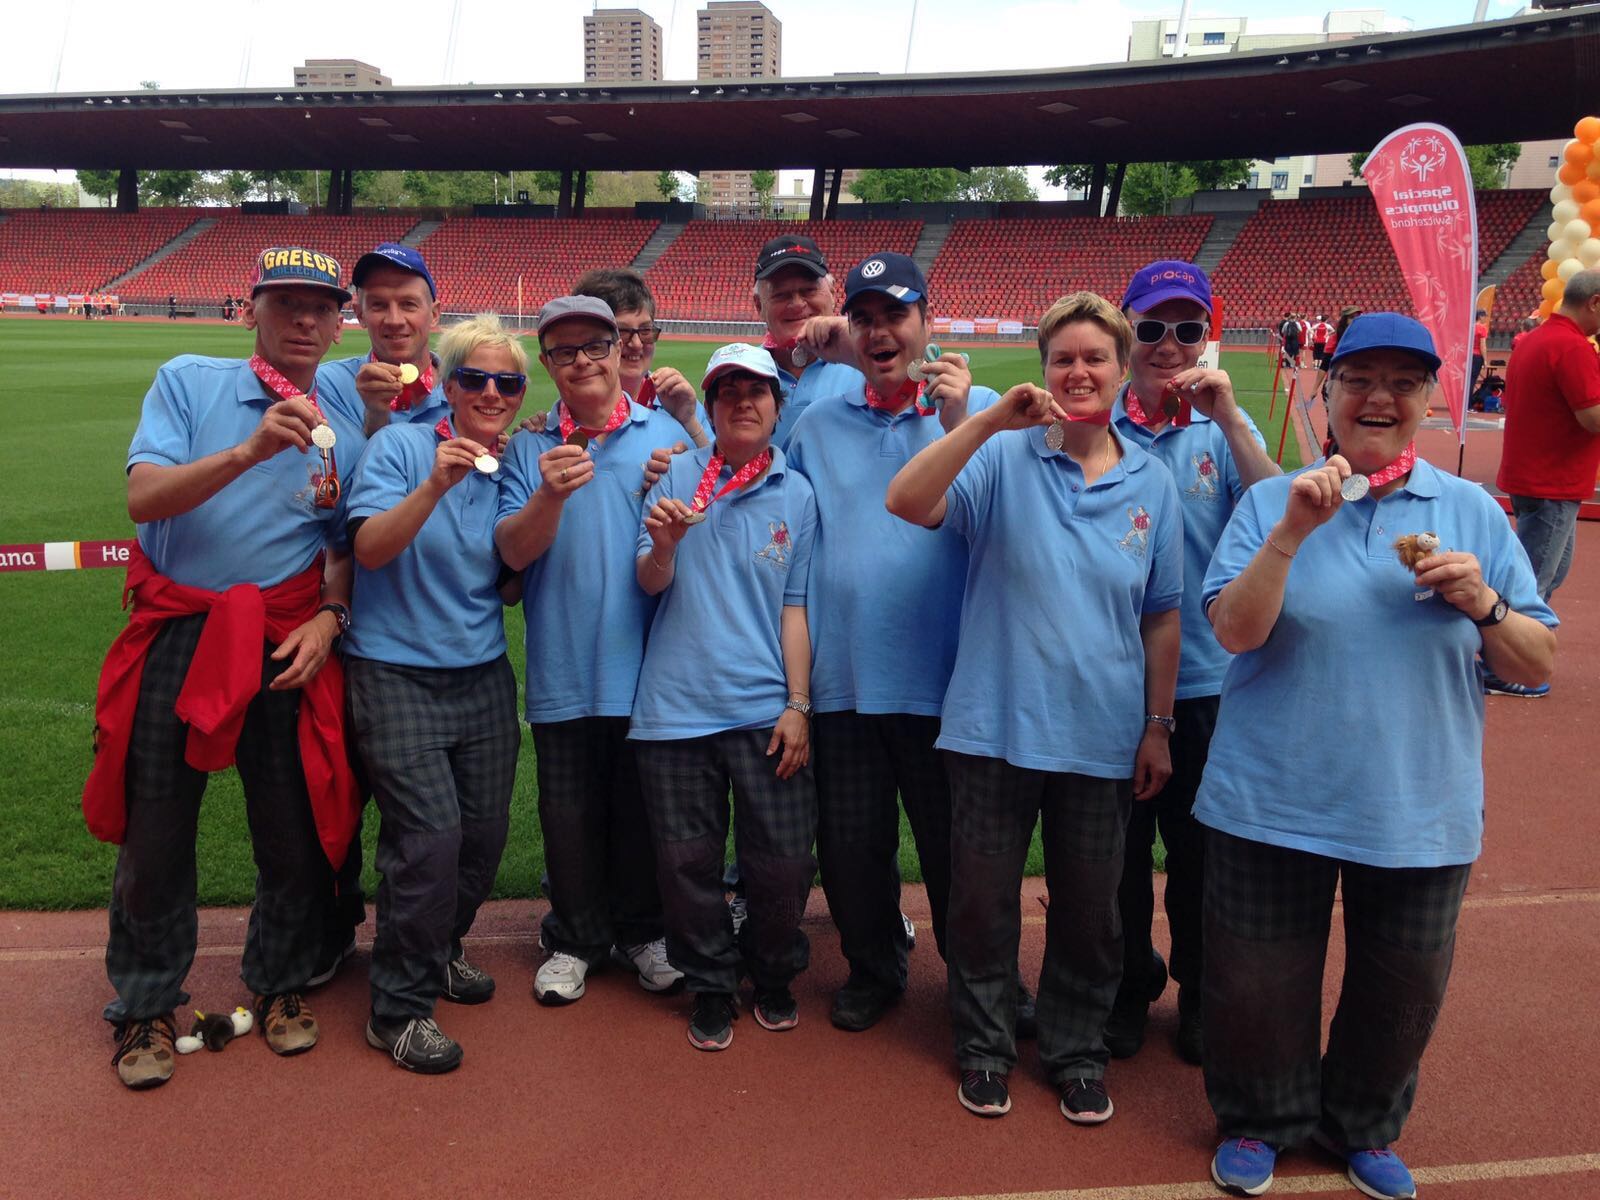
534, 951, 589, 1005
729, 895, 749, 936
611, 938, 685, 993
902, 911, 916, 951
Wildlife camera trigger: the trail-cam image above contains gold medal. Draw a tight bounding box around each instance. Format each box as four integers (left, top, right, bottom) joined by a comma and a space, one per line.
473, 454, 498, 474
398, 362, 420, 385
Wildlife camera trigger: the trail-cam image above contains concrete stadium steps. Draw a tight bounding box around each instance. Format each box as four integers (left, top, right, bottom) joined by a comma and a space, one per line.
1481, 207, 1552, 288
1193, 212, 1253, 276
912, 221, 951, 276
104, 217, 216, 291
402, 219, 442, 247
631, 220, 688, 273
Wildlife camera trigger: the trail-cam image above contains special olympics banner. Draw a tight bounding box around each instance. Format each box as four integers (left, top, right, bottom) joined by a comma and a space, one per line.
1361, 123, 1478, 444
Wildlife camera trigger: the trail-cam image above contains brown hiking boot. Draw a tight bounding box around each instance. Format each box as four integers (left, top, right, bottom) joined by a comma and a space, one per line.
114, 1014, 177, 1089
255, 992, 319, 1056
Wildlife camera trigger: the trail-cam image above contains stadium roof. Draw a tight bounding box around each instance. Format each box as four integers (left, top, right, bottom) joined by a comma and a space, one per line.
1, 7, 1596, 174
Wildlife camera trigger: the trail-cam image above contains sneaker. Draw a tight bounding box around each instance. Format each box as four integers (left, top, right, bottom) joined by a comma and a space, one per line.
305, 933, 357, 990
1058, 1076, 1114, 1125
255, 992, 318, 1056
366, 1014, 463, 1074
534, 951, 589, 1006
1015, 981, 1038, 1041
728, 895, 749, 936
1313, 1132, 1416, 1200
444, 955, 495, 1005
958, 1069, 1011, 1117
1483, 673, 1550, 698
753, 986, 799, 1031
687, 991, 737, 1051
611, 938, 685, 994
113, 1014, 177, 1090
830, 979, 901, 1032
1175, 996, 1203, 1066
1211, 1138, 1277, 1196
902, 911, 916, 951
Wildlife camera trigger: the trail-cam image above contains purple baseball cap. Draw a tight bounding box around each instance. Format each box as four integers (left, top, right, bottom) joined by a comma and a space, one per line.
1121, 259, 1213, 315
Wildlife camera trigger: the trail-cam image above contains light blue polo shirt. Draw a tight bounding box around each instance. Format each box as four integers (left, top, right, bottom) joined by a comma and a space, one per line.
496, 401, 686, 724
1113, 385, 1265, 700
1196, 459, 1558, 868
317, 353, 449, 434
128, 355, 366, 591
342, 421, 506, 669
772, 360, 863, 449
629, 445, 818, 741
786, 383, 1001, 716
936, 425, 1184, 778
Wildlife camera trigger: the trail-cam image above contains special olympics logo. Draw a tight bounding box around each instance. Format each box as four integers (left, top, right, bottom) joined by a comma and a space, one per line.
1400, 136, 1448, 183
861, 259, 886, 278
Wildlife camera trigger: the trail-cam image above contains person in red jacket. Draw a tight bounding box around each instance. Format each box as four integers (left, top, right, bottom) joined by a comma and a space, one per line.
1492, 268, 1600, 696
86, 246, 362, 1088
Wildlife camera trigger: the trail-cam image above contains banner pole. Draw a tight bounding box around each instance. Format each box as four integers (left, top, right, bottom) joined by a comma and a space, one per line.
1268, 354, 1283, 421
1275, 373, 1298, 465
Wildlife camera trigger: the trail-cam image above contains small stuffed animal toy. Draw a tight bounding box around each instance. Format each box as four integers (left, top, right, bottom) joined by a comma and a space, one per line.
1393, 531, 1441, 570
174, 1006, 255, 1054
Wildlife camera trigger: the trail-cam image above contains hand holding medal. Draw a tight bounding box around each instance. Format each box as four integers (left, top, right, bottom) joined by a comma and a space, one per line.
915, 345, 973, 416
991, 382, 1060, 438
428, 423, 493, 493
538, 440, 592, 497
1280, 453, 1354, 539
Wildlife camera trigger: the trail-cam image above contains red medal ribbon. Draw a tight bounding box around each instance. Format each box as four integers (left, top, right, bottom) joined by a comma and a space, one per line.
761, 334, 794, 353
1365, 442, 1417, 488
690, 447, 773, 515
634, 374, 658, 409
864, 378, 937, 417
1123, 384, 1191, 429
374, 352, 436, 412
557, 395, 630, 441
250, 355, 338, 507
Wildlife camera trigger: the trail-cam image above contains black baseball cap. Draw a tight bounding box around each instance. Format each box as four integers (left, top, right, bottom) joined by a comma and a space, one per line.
754, 235, 828, 281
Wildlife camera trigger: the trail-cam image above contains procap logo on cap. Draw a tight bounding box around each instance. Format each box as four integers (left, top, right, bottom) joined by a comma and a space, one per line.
250, 246, 350, 301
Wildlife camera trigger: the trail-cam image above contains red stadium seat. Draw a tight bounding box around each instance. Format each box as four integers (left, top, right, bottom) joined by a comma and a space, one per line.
0, 208, 207, 297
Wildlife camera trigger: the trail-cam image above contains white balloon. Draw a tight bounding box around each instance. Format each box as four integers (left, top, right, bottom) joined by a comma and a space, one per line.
1553, 199, 1581, 223
1558, 256, 1584, 281
1564, 218, 1593, 243
1552, 183, 1574, 204
1579, 238, 1600, 268
1549, 240, 1573, 261
1549, 221, 1567, 242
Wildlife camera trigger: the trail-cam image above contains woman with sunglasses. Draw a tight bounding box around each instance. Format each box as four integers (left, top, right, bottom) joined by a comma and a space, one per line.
1199, 314, 1556, 1199
1104, 261, 1279, 1070
342, 314, 529, 1074
887, 292, 1183, 1125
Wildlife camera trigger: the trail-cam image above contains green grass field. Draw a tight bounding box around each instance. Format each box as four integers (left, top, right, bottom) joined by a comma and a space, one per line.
0, 318, 1299, 909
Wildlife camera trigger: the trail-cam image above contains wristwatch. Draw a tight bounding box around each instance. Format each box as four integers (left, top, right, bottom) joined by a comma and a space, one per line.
1145, 713, 1177, 733
317, 602, 352, 637
785, 698, 814, 719
1472, 589, 1509, 628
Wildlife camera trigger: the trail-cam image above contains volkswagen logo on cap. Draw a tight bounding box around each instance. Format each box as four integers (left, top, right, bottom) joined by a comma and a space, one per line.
861, 259, 886, 278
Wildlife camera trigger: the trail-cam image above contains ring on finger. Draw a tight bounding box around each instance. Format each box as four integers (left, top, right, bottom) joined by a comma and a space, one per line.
560, 468, 569, 483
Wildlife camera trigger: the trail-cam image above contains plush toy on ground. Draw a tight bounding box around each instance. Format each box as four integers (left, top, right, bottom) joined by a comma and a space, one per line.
174, 1006, 255, 1054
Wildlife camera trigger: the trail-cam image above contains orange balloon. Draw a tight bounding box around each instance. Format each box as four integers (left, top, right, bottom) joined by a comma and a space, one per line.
1567, 141, 1595, 168
1543, 258, 1561, 280
1574, 180, 1600, 205
1540, 300, 1557, 319
1560, 161, 1587, 185
1543, 277, 1565, 303
1583, 198, 1600, 226
1577, 115, 1600, 144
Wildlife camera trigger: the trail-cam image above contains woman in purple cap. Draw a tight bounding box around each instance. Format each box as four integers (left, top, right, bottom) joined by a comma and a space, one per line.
1198, 314, 1556, 1198
631, 343, 819, 1053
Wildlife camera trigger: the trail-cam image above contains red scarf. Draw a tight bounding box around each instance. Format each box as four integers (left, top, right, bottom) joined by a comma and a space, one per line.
690, 446, 773, 516
82, 545, 360, 867
1123, 384, 1191, 429
864, 378, 937, 417
374, 352, 436, 412
557, 395, 630, 441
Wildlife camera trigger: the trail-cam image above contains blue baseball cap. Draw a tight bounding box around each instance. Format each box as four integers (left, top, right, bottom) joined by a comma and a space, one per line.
249, 246, 350, 303
842, 251, 926, 313
1121, 259, 1212, 315
1330, 312, 1441, 373
352, 242, 437, 299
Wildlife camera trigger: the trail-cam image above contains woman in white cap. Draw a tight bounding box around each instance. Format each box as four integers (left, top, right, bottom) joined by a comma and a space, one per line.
631, 343, 818, 1053
1199, 313, 1556, 1199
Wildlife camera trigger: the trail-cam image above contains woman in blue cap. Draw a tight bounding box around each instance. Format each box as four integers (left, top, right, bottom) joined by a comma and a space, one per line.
631, 343, 819, 1053
1199, 313, 1557, 1199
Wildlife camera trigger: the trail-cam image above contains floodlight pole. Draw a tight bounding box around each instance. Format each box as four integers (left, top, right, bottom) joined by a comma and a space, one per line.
905, 0, 919, 73
1172, 0, 1192, 58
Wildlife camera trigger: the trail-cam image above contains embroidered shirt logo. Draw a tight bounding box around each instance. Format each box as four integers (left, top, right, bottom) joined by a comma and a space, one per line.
1187, 451, 1220, 499
1118, 506, 1152, 556
756, 520, 791, 567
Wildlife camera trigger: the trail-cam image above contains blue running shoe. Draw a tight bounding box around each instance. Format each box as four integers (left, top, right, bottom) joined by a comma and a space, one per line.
1211, 1138, 1276, 1195
1313, 1131, 1416, 1199
1483, 672, 1549, 698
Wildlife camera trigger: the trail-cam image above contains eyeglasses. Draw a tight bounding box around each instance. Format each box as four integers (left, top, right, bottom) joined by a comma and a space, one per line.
1133, 319, 1208, 346
451, 367, 528, 396
1332, 373, 1428, 397
543, 338, 616, 366
616, 325, 659, 345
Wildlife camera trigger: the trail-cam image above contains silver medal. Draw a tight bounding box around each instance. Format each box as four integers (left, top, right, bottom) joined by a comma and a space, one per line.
311, 424, 337, 450
1340, 474, 1370, 502
1044, 421, 1066, 452
790, 345, 812, 368
906, 358, 927, 383
474, 454, 498, 474
681, 509, 707, 526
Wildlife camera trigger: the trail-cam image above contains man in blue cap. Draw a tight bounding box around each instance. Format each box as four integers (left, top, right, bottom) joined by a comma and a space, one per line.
1105, 259, 1279, 1068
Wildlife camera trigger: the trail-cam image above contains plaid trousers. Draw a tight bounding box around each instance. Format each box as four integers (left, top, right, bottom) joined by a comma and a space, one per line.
635, 729, 817, 995
1115, 694, 1218, 1008
347, 655, 519, 1021
530, 718, 664, 962
104, 614, 333, 1025
944, 752, 1130, 1081
1202, 828, 1471, 1149
813, 711, 952, 994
